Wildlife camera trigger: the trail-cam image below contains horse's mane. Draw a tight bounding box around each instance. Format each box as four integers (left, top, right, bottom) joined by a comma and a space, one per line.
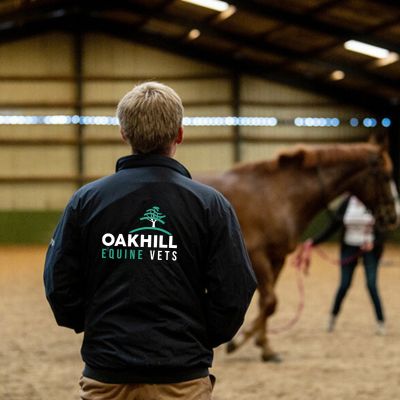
231, 143, 383, 174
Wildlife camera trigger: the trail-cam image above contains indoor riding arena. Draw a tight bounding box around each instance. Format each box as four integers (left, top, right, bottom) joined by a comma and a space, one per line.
1, 1, 400, 400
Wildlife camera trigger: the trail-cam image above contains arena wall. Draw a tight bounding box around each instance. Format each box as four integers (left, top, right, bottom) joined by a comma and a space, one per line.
0, 32, 394, 243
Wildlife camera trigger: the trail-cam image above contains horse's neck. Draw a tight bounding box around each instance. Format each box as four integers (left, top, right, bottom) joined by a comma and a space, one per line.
317, 160, 367, 201
288, 161, 366, 236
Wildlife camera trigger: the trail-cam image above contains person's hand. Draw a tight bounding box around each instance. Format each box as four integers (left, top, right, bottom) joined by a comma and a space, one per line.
302, 239, 314, 274
294, 239, 313, 275
361, 242, 374, 252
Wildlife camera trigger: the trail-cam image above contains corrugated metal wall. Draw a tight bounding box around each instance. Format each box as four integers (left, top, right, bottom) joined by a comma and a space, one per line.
0, 32, 385, 210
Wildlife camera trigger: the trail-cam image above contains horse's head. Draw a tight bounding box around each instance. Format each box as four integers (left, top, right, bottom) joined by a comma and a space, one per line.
351, 149, 399, 231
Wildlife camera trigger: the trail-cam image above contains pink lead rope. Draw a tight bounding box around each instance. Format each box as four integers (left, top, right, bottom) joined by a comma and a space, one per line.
268, 243, 309, 334
269, 240, 365, 335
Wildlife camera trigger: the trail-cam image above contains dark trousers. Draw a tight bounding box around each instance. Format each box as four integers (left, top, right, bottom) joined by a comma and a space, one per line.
331, 243, 384, 322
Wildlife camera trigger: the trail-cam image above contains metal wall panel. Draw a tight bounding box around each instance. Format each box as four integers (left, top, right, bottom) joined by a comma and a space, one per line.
0, 33, 382, 209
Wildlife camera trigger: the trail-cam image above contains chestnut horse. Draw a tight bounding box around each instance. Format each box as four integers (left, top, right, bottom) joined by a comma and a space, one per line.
198, 143, 398, 362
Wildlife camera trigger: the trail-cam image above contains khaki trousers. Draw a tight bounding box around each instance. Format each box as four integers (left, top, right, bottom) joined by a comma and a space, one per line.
79, 375, 214, 400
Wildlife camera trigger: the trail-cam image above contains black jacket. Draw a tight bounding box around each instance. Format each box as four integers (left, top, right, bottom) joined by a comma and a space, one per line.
44, 154, 256, 384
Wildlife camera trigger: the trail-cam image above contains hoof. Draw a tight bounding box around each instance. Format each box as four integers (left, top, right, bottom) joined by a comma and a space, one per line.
261, 353, 282, 363
226, 341, 237, 354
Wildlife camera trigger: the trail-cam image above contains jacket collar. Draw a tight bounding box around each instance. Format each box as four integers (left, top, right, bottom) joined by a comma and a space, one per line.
116, 154, 192, 179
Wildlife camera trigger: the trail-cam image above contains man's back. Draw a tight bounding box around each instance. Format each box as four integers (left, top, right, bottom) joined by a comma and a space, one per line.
45, 154, 256, 384
44, 82, 256, 399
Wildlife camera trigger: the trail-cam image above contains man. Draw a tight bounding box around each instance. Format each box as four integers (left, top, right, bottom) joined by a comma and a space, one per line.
44, 82, 257, 400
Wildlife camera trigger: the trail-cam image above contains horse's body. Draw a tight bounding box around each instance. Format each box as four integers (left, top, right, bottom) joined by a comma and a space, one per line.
198, 143, 398, 361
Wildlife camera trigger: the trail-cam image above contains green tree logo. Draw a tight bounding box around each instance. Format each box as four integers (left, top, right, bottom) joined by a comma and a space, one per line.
140, 206, 166, 228
130, 206, 172, 235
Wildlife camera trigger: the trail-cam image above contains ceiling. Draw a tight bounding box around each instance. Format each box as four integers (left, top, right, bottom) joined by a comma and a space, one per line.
1, 0, 400, 113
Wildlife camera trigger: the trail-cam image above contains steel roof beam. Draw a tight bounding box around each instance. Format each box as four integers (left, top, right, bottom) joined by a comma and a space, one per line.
229, 0, 400, 54
92, 3, 400, 91
87, 16, 393, 113
0, 2, 396, 112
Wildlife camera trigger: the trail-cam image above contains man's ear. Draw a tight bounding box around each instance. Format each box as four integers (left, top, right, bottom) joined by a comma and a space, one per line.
176, 126, 183, 145
121, 129, 128, 143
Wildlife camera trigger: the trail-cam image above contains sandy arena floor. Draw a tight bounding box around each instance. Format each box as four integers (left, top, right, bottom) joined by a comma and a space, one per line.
1, 244, 400, 400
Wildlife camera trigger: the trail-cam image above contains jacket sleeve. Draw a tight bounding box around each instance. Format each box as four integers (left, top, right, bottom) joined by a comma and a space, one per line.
204, 195, 257, 348
43, 195, 85, 333
312, 197, 349, 245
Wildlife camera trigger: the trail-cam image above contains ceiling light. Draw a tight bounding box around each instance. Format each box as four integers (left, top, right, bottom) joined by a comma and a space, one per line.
187, 29, 201, 40
215, 5, 236, 21
181, 0, 230, 12
330, 70, 345, 81
371, 52, 399, 68
344, 40, 389, 59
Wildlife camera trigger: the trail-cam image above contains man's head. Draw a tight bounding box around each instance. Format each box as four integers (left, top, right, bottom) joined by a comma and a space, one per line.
117, 82, 184, 155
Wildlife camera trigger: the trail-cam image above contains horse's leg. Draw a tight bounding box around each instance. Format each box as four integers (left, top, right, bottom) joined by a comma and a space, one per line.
235, 250, 281, 361
254, 284, 280, 362
226, 249, 274, 355
255, 257, 286, 362
226, 311, 263, 353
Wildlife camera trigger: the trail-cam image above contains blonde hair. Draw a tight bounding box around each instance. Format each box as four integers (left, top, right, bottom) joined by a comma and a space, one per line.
116, 82, 184, 154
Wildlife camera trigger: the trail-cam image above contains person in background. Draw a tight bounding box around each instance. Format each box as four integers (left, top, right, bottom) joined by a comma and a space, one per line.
44, 82, 257, 400
306, 194, 387, 335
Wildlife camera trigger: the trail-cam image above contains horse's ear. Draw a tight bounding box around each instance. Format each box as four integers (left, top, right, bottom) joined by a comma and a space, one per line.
278, 148, 307, 168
